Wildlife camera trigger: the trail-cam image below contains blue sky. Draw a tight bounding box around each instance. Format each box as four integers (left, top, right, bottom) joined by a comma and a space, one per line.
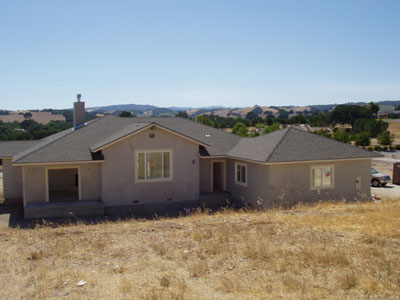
1, 0, 399, 110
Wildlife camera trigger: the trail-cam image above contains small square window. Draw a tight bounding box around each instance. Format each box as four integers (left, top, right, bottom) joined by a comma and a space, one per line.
235, 162, 247, 186
311, 165, 334, 189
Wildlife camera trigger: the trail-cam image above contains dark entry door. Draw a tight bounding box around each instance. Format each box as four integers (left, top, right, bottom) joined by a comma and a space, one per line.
213, 162, 223, 192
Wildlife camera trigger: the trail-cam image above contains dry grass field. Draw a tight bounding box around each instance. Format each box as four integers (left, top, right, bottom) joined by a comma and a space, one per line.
387, 119, 400, 139
0, 112, 65, 124
0, 198, 399, 300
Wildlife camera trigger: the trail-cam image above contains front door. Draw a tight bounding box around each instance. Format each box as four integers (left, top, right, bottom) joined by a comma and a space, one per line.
212, 162, 224, 192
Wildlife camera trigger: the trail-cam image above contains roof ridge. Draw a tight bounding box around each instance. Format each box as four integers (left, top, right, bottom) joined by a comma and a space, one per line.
264, 127, 291, 162
12, 116, 106, 163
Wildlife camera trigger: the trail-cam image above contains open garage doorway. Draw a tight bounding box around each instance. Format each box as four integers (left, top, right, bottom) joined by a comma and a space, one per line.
47, 168, 80, 202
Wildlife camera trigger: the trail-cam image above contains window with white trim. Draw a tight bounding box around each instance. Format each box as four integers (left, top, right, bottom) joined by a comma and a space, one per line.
311, 166, 334, 189
235, 162, 247, 186
137, 150, 171, 181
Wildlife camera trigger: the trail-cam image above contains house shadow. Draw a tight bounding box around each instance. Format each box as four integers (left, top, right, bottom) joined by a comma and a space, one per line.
0, 198, 245, 229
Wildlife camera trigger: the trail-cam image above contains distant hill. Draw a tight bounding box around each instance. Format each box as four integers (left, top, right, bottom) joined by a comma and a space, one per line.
86, 100, 400, 118
4, 100, 400, 119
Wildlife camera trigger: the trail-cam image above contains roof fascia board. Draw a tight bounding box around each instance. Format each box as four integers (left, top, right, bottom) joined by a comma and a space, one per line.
12, 160, 104, 167
201, 155, 374, 165
264, 157, 373, 165
91, 123, 209, 152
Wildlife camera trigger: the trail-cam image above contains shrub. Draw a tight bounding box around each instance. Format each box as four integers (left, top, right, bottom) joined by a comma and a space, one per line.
264, 122, 280, 134
354, 132, 371, 146
367, 146, 374, 151
232, 122, 249, 137
389, 145, 395, 151
382, 146, 388, 151
333, 130, 350, 143
377, 131, 393, 145
395, 145, 400, 151
315, 129, 331, 138
374, 145, 382, 152
119, 111, 133, 118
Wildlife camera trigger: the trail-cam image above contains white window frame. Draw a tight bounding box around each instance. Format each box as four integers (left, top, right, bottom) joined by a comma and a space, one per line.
310, 165, 334, 190
235, 162, 247, 187
135, 149, 173, 183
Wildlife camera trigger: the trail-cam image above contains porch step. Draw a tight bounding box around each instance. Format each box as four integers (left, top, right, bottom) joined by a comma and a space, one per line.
24, 200, 104, 220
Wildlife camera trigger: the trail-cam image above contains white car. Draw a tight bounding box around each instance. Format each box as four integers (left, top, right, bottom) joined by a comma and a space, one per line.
371, 168, 391, 187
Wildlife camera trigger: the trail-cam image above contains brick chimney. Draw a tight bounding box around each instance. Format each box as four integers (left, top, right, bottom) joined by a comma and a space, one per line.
73, 94, 85, 128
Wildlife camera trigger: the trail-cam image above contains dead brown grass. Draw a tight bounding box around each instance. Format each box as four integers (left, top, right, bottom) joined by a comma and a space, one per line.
0, 198, 400, 299
387, 119, 400, 139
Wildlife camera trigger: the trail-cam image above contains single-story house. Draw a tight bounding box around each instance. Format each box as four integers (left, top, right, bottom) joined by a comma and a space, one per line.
0, 99, 380, 219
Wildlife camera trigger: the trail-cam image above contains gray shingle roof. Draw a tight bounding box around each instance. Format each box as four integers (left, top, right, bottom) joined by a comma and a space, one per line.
267, 128, 381, 162
228, 129, 289, 162
12, 116, 241, 164
229, 127, 381, 163
10, 115, 380, 165
0, 141, 40, 158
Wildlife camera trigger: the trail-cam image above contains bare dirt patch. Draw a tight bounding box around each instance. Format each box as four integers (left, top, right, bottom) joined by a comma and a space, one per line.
0, 199, 399, 300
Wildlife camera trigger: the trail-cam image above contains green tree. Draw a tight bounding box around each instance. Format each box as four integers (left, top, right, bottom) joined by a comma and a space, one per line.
332, 130, 350, 143
354, 132, 371, 146
232, 122, 248, 137
119, 111, 133, 117
197, 115, 214, 126
353, 118, 388, 137
309, 112, 329, 127
329, 105, 373, 128
314, 129, 331, 138
367, 102, 380, 118
377, 131, 393, 145
176, 111, 189, 119
288, 114, 307, 124
264, 122, 281, 134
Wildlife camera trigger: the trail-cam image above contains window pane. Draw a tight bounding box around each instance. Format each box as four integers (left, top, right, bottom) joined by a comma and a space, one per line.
237, 165, 241, 182
312, 168, 322, 187
138, 153, 145, 179
146, 152, 162, 179
163, 152, 170, 178
322, 168, 332, 186
241, 166, 246, 183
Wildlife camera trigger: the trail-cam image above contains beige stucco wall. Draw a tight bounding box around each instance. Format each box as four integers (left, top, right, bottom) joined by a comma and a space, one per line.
2, 158, 23, 201
224, 158, 372, 208
225, 158, 269, 207
101, 127, 200, 206
22, 163, 102, 205
266, 159, 371, 207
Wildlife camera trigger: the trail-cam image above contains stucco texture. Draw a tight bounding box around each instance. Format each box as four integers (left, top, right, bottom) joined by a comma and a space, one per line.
2, 158, 23, 202
224, 159, 372, 208
101, 126, 200, 206
23, 163, 102, 205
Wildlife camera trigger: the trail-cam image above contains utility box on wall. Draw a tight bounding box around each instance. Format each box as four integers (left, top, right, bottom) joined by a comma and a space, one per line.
393, 163, 400, 185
